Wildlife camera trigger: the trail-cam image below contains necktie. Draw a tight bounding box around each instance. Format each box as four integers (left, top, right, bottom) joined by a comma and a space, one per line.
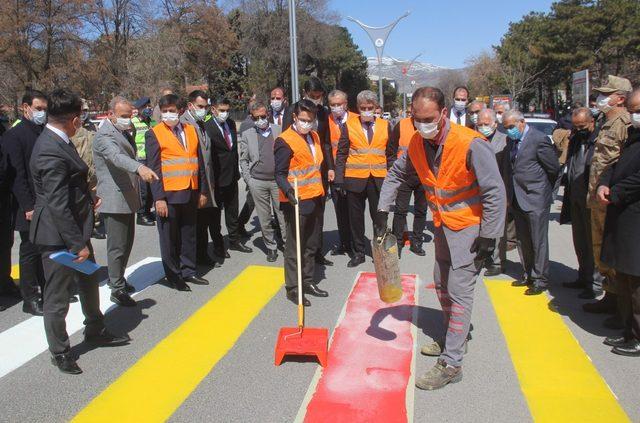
456, 113, 461, 125
223, 124, 232, 149
174, 126, 186, 150
365, 122, 373, 144
277, 113, 282, 126
511, 139, 521, 164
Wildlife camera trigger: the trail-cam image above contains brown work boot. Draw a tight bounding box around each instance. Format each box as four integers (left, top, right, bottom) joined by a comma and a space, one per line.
415, 359, 462, 390
582, 292, 617, 314
420, 339, 468, 357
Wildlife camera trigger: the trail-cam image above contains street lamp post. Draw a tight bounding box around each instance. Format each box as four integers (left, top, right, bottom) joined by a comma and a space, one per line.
391, 53, 422, 117
288, 0, 300, 103
347, 12, 410, 111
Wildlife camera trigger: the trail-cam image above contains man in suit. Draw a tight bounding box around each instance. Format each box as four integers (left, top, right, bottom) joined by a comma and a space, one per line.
205, 97, 252, 256
94, 96, 159, 307
502, 110, 561, 295
30, 89, 130, 374
269, 87, 287, 126
466, 100, 486, 131
146, 94, 210, 291
449, 86, 470, 127
181, 90, 219, 266
0, 138, 19, 308
2, 89, 48, 315
335, 90, 393, 268
239, 100, 284, 262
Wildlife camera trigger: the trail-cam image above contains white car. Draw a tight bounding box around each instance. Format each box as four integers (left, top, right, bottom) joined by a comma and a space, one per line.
524, 116, 557, 144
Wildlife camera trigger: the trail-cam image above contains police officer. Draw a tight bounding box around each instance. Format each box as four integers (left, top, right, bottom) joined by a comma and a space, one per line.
132, 97, 157, 226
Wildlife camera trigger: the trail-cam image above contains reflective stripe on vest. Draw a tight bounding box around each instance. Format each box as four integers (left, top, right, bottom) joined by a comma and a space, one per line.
408, 123, 482, 230
278, 127, 325, 203
132, 117, 155, 159
397, 117, 416, 159
152, 123, 199, 192
344, 115, 389, 179
328, 111, 356, 159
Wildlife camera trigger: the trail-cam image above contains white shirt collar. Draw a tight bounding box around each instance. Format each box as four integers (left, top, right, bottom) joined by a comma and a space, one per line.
46, 123, 70, 144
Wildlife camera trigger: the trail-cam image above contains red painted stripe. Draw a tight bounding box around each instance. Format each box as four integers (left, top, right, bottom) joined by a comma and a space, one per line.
304, 272, 416, 423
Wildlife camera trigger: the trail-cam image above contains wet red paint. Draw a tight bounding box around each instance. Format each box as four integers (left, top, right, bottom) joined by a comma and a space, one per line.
303, 272, 416, 423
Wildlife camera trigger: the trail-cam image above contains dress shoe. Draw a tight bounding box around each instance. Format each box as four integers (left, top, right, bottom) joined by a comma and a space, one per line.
125, 282, 136, 293
409, 241, 426, 256
23, 298, 43, 316
612, 339, 640, 357
91, 229, 106, 239
603, 315, 625, 330
0, 305, 6, 311
305, 284, 328, 297
51, 353, 82, 375
266, 249, 278, 262
110, 289, 137, 307
583, 292, 617, 314
136, 215, 155, 226
347, 254, 366, 268
84, 328, 131, 346
578, 288, 602, 300
214, 249, 231, 259
196, 255, 217, 266
286, 288, 310, 306
173, 280, 192, 291
511, 279, 531, 287
229, 242, 253, 253
484, 265, 504, 277
604, 335, 628, 347
397, 244, 403, 259
315, 256, 333, 266
237, 227, 250, 239
184, 275, 209, 285
563, 279, 586, 289
524, 286, 547, 296
69, 295, 79, 303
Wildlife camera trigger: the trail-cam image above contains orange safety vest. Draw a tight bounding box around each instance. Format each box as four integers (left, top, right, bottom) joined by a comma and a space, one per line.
344, 115, 389, 179
152, 123, 199, 192
328, 111, 358, 159
408, 123, 482, 230
278, 127, 325, 203
397, 117, 417, 158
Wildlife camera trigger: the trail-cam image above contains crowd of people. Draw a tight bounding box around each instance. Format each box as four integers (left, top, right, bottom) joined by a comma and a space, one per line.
0, 74, 638, 390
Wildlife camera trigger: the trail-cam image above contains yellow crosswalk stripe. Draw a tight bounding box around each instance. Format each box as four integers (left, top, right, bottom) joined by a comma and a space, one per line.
72, 265, 284, 423
485, 279, 630, 422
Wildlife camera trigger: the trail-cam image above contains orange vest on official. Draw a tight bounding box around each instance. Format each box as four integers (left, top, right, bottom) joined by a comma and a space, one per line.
278, 127, 325, 203
408, 123, 482, 230
344, 115, 389, 179
328, 111, 358, 159
152, 123, 199, 192
396, 117, 417, 158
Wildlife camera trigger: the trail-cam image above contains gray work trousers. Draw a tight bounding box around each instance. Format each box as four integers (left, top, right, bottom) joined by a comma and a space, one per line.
433, 227, 481, 367
248, 178, 285, 250
569, 195, 603, 290
104, 213, 135, 291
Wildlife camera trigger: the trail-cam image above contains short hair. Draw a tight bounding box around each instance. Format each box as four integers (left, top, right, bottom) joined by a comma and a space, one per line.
304, 76, 326, 94
188, 90, 209, 103
493, 101, 510, 111
47, 89, 82, 122
478, 108, 496, 122
572, 107, 594, 121
503, 109, 525, 123
328, 89, 347, 102
412, 87, 445, 109
468, 100, 486, 110
250, 101, 267, 113
21, 89, 47, 106
453, 86, 469, 98
109, 96, 131, 111
270, 87, 285, 97
159, 93, 180, 109
356, 90, 378, 105
293, 98, 317, 118
213, 97, 231, 107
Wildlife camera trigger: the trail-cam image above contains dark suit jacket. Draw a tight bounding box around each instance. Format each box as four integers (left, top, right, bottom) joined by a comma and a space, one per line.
1, 119, 44, 231
560, 128, 599, 224
501, 126, 561, 212
205, 118, 240, 188
29, 127, 94, 252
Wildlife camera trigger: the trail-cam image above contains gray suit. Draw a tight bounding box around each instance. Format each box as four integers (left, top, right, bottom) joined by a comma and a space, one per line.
502, 125, 561, 287
93, 119, 141, 292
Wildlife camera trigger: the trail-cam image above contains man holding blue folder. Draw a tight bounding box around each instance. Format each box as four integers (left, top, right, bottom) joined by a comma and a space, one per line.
30, 89, 130, 375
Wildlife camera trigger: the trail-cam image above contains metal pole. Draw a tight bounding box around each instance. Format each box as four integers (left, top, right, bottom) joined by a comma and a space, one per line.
378, 61, 384, 111
391, 54, 421, 117
288, 0, 300, 103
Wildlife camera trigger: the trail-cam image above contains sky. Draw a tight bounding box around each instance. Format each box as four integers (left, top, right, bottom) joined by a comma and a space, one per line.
328, 0, 556, 69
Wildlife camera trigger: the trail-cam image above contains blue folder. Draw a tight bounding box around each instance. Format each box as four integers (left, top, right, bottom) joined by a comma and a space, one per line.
49, 251, 101, 275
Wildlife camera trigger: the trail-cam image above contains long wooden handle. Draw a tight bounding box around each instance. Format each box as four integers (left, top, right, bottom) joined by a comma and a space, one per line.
294, 177, 304, 328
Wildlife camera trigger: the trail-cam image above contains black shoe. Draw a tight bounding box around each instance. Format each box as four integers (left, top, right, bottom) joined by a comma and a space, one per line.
397, 244, 403, 259
512, 279, 531, 287
0, 305, 6, 311
51, 353, 82, 375
184, 275, 209, 285
136, 215, 155, 226
214, 249, 231, 259
578, 288, 602, 300
196, 255, 217, 266
266, 249, 278, 263
173, 280, 192, 291
604, 335, 628, 347
84, 328, 131, 346
110, 289, 137, 307
69, 295, 79, 303
91, 229, 106, 239
229, 242, 253, 253
330, 244, 348, 256
237, 227, 250, 239
583, 293, 617, 314
603, 315, 625, 330
563, 279, 586, 289
612, 339, 640, 357
286, 288, 310, 306
305, 284, 328, 297
409, 241, 426, 256
315, 256, 333, 266
484, 265, 504, 277
524, 286, 547, 296
348, 255, 365, 268
125, 282, 136, 293
23, 298, 43, 316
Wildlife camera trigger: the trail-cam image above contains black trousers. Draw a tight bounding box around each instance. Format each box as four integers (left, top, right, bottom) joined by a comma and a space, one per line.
156, 195, 197, 284
283, 203, 321, 288
0, 201, 14, 289
40, 244, 103, 355
137, 159, 153, 216
618, 272, 640, 341
213, 183, 240, 244
347, 177, 380, 256
196, 207, 224, 258
392, 181, 427, 243
19, 230, 45, 301
331, 185, 351, 249
238, 187, 254, 228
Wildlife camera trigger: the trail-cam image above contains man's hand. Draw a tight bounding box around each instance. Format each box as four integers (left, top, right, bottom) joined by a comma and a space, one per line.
374, 211, 389, 239
25, 210, 34, 221
328, 169, 335, 182
156, 200, 169, 218
333, 183, 347, 197
597, 185, 611, 205
198, 194, 208, 209
94, 197, 102, 210
137, 165, 159, 183
73, 246, 90, 263
286, 189, 298, 205
471, 237, 495, 262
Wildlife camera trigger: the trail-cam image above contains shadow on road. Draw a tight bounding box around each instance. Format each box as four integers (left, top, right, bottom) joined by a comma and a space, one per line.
367, 305, 443, 342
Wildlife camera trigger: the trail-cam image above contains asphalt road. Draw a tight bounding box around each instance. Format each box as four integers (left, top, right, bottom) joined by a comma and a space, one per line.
1, 184, 638, 422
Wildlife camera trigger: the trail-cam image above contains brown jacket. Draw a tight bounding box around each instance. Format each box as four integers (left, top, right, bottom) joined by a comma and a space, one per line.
71, 126, 97, 191
552, 128, 571, 165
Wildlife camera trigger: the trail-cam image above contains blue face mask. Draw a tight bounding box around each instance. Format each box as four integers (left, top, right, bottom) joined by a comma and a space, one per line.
507, 126, 522, 140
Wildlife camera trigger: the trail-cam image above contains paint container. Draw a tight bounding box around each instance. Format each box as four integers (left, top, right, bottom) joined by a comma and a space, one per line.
371, 232, 403, 303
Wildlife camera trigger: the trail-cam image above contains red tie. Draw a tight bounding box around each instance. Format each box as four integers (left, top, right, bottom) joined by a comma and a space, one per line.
223, 124, 232, 149
277, 114, 282, 126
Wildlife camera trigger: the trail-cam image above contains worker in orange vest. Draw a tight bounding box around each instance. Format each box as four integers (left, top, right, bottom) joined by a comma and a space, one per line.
376, 87, 506, 390
146, 94, 210, 292
334, 90, 393, 268
386, 115, 428, 257
274, 99, 329, 306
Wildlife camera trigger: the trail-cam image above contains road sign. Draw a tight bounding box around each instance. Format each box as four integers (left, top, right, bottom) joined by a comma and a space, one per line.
572, 70, 589, 107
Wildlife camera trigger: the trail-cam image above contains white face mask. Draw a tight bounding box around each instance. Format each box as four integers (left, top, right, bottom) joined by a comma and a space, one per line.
360, 110, 375, 122
192, 108, 207, 121
255, 118, 269, 130
216, 111, 229, 122
271, 100, 283, 111
631, 113, 640, 128
115, 117, 131, 131
454, 100, 467, 112
331, 106, 345, 118
596, 94, 613, 113
162, 112, 180, 127
295, 120, 313, 134
31, 109, 47, 125
374, 113, 381, 119
496, 112, 504, 124
469, 113, 479, 125
415, 112, 443, 140
305, 96, 323, 106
